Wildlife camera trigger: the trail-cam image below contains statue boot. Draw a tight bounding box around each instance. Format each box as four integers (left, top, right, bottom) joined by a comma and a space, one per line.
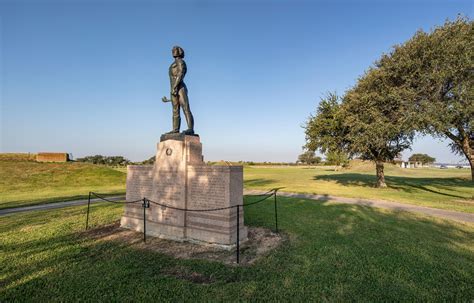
166, 114, 180, 134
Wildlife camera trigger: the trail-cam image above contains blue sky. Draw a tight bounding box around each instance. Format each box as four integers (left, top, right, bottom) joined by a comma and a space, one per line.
0, 0, 471, 163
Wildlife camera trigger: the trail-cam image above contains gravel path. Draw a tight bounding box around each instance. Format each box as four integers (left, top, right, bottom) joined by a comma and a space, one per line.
1, 191, 472, 224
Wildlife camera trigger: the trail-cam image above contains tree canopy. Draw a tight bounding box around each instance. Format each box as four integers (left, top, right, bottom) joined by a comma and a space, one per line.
304, 93, 347, 154
297, 151, 322, 165
377, 17, 473, 179
408, 153, 436, 164
141, 156, 156, 165
341, 66, 415, 187
76, 155, 131, 166
305, 70, 414, 187
324, 150, 349, 167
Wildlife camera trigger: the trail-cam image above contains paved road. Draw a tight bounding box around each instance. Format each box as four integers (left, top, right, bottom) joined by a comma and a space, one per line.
0, 196, 124, 216
1, 191, 472, 224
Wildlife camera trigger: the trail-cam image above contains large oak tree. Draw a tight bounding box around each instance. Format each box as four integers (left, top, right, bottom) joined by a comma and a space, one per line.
305, 82, 414, 188
305, 17, 472, 187
341, 67, 415, 188
378, 17, 473, 180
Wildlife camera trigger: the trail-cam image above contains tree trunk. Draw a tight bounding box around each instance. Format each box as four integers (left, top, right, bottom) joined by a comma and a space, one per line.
375, 160, 387, 188
460, 136, 474, 182
470, 159, 474, 182
445, 131, 473, 182
466, 151, 474, 182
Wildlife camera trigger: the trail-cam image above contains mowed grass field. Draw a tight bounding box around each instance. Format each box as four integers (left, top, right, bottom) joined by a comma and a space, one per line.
245, 164, 474, 213
0, 160, 126, 210
0, 158, 473, 213
1, 196, 473, 301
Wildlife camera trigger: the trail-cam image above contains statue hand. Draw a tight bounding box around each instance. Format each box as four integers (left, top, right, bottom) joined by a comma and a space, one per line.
162, 96, 171, 103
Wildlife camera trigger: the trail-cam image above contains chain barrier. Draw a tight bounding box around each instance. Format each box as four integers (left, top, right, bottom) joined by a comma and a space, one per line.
85, 192, 143, 232
89, 192, 143, 204
146, 192, 274, 212
85, 187, 284, 263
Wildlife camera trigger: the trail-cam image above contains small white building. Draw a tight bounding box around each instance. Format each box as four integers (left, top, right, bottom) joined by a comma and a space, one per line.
399, 161, 428, 168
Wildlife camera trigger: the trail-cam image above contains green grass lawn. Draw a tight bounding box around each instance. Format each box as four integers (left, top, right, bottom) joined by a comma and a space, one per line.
245, 164, 474, 213
1, 159, 473, 213
1, 196, 472, 301
0, 161, 126, 210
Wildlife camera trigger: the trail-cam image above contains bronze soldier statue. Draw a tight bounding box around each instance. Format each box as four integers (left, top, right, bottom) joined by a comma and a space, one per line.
162, 46, 194, 135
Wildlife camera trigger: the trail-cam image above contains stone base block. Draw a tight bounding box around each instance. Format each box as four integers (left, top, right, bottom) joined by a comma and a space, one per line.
120, 216, 185, 241
121, 135, 247, 247
120, 216, 247, 249
186, 226, 248, 245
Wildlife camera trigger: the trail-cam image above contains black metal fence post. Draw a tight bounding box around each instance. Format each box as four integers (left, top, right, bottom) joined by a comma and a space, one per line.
85, 192, 91, 230
142, 198, 148, 243
274, 190, 279, 233
236, 205, 240, 264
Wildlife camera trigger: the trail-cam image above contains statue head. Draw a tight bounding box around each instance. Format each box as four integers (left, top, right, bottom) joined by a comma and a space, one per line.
172, 46, 185, 58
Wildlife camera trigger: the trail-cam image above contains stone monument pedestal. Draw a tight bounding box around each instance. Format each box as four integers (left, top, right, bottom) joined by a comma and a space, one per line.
120, 135, 247, 247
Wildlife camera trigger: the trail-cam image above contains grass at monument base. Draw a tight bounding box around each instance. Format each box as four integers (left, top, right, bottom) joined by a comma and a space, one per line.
1, 196, 472, 301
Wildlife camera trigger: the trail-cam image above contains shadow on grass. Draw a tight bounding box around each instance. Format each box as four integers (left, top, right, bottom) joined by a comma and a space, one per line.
244, 178, 277, 187
301, 167, 336, 171
1, 198, 473, 301
315, 173, 472, 199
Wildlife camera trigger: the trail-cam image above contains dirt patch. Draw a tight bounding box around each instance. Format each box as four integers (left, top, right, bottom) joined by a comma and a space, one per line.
162, 266, 215, 284
82, 222, 286, 266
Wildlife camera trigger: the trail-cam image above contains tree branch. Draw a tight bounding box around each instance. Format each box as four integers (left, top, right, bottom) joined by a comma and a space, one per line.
443, 131, 461, 144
